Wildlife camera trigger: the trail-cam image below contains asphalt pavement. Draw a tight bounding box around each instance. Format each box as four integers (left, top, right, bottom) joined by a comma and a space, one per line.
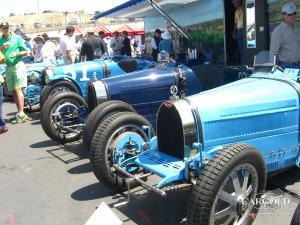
0, 101, 300, 225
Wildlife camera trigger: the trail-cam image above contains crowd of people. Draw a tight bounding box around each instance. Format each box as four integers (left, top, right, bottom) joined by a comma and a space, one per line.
18, 25, 139, 66
0, 23, 142, 134
0, 1, 299, 135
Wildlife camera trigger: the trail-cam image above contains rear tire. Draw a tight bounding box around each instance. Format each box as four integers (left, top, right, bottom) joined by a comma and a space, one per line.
40, 80, 79, 108
83, 101, 136, 149
90, 112, 154, 191
41, 92, 86, 143
186, 143, 266, 225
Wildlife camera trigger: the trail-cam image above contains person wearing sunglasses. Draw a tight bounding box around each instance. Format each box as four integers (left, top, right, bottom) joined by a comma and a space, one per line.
270, 2, 300, 69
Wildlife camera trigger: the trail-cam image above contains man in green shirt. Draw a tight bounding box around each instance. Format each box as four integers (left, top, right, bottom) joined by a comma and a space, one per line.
0, 22, 28, 124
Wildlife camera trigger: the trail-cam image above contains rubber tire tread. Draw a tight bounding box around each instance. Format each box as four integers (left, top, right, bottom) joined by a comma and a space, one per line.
186, 143, 267, 225
41, 92, 86, 143
90, 111, 154, 191
40, 80, 79, 108
291, 202, 300, 225
83, 101, 136, 149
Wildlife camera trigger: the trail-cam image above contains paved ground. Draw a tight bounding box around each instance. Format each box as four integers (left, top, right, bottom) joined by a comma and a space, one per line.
1, 101, 300, 225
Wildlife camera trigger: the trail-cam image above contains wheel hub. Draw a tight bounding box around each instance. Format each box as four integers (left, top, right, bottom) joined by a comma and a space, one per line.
236, 195, 249, 216
112, 132, 145, 166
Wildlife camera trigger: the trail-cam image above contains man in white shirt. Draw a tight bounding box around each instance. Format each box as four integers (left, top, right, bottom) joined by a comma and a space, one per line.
41, 33, 58, 63
270, 2, 300, 69
59, 26, 76, 65
110, 31, 123, 56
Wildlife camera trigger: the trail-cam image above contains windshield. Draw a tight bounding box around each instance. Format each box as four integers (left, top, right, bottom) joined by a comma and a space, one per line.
253, 51, 276, 67
145, 0, 225, 63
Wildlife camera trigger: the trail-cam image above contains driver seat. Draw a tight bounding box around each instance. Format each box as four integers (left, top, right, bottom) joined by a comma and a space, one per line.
117, 60, 138, 73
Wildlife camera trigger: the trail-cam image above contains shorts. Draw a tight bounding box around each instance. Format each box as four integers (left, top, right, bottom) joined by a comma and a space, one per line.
5, 61, 27, 92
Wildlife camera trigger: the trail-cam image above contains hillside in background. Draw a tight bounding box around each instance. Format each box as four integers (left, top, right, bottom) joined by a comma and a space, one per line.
1, 12, 112, 33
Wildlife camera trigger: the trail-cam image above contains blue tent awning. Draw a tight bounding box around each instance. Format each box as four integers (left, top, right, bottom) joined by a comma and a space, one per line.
93, 0, 147, 20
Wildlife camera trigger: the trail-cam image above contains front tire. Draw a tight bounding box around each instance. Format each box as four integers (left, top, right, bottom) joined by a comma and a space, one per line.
41, 92, 86, 143
83, 101, 136, 149
187, 143, 266, 225
40, 80, 79, 107
90, 111, 154, 191
291, 202, 300, 225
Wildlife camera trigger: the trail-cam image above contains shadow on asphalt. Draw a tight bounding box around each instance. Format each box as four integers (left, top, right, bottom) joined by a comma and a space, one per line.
28, 111, 40, 121
267, 167, 300, 200
67, 162, 92, 174
42, 142, 88, 164
71, 182, 116, 201
5, 112, 15, 116
111, 190, 189, 225
31, 139, 88, 164
30, 140, 58, 148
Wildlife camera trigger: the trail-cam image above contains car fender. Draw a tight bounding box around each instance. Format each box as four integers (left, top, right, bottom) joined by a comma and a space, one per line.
48, 76, 83, 96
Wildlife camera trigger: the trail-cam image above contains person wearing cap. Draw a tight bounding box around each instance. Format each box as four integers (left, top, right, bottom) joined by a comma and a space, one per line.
151, 29, 162, 62
110, 31, 123, 56
33, 35, 45, 62
40, 33, 58, 63
59, 26, 76, 65
270, 2, 300, 69
0, 22, 28, 124
232, 0, 243, 63
0, 51, 8, 133
80, 29, 105, 61
159, 31, 174, 57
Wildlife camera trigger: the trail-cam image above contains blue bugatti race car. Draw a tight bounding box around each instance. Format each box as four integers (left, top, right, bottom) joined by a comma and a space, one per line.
88, 51, 300, 225
40, 58, 249, 145
38, 57, 156, 108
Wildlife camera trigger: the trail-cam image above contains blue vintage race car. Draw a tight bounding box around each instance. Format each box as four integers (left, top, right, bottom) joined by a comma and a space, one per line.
24, 60, 64, 111
39, 57, 156, 107
0, 59, 64, 111
40, 59, 249, 145
88, 51, 300, 225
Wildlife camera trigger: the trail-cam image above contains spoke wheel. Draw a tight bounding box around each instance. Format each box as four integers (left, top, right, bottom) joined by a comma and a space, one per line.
186, 143, 266, 225
51, 101, 81, 138
83, 100, 136, 150
41, 92, 86, 143
90, 112, 154, 191
211, 164, 258, 225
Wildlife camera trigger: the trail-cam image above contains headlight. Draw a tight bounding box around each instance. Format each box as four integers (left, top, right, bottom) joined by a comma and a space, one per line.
87, 80, 108, 111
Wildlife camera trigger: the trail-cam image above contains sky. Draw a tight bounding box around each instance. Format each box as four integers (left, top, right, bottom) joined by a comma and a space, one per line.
0, 0, 129, 17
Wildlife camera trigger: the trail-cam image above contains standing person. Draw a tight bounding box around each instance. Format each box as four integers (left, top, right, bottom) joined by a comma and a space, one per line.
151, 29, 162, 62
270, 2, 300, 69
0, 22, 28, 124
110, 31, 123, 56
41, 33, 57, 63
232, 0, 243, 63
59, 26, 76, 65
159, 31, 174, 57
121, 31, 131, 57
98, 31, 108, 56
33, 35, 45, 62
0, 51, 7, 133
80, 30, 104, 62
